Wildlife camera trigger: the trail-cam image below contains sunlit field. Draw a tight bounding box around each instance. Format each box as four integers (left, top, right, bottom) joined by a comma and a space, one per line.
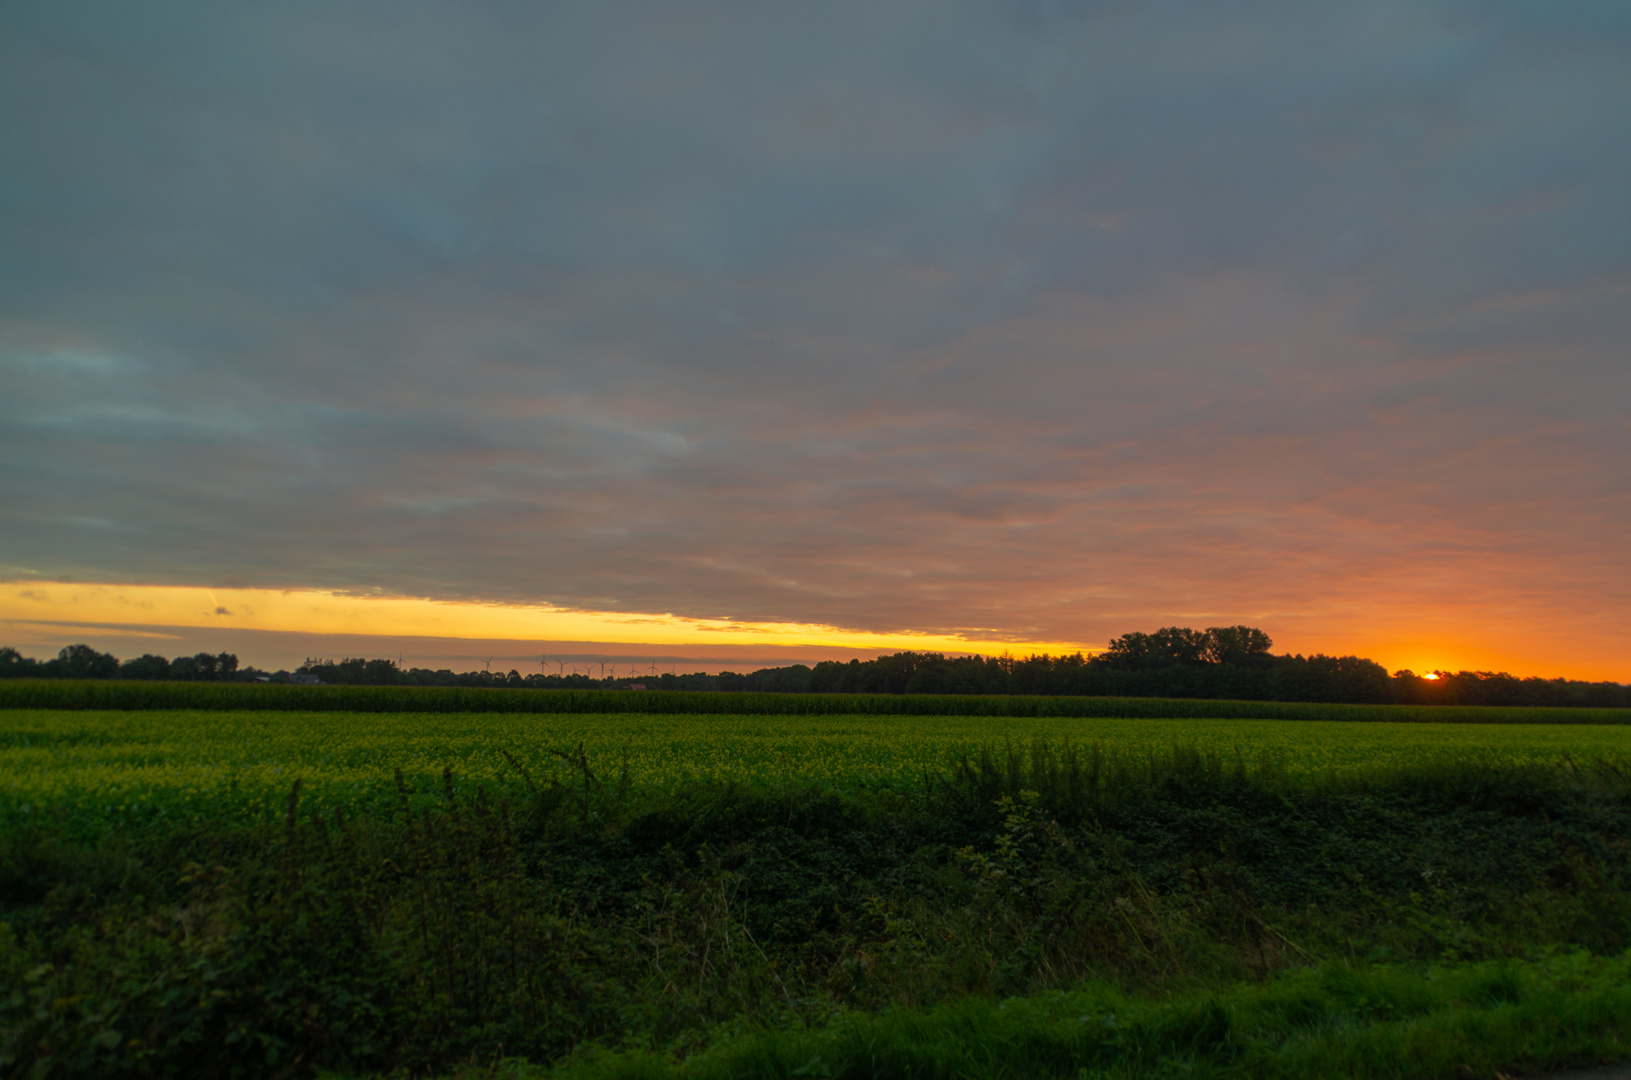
6, 708, 1631, 836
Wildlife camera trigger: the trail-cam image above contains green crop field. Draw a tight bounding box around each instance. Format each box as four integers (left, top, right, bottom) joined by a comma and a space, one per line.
5, 707, 1631, 837
6, 678, 1630, 723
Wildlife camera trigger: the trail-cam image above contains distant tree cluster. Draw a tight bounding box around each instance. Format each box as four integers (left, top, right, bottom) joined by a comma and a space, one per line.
295, 656, 606, 690
1, 628, 1626, 707
1100, 625, 1275, 669
0, 644, 243, 681
677, 625, 1628, 707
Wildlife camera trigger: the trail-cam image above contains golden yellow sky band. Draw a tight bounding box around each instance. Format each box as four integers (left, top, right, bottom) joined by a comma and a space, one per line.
0, 581, 1087, 657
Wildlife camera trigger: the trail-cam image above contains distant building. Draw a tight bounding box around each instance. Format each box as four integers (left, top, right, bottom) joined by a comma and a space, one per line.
290, 672, 323, 685
628, 683, 646, 690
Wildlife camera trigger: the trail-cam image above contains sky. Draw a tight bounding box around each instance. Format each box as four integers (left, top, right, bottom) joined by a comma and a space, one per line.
3, 1, 1629, 680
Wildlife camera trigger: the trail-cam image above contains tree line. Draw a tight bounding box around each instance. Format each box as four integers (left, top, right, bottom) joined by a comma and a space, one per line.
2, 626, 1626, 707
0, 644, 243, 681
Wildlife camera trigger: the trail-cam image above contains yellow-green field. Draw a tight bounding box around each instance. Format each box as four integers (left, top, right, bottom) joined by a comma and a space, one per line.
5, 708, 1631, 834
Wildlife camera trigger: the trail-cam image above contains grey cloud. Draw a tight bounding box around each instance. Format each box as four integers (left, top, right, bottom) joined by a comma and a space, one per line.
2, 0, 1629, 662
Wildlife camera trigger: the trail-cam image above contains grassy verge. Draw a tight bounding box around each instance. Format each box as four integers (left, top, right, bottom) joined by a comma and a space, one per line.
3, 678, 1629, 723
424, 954, 1631, 1080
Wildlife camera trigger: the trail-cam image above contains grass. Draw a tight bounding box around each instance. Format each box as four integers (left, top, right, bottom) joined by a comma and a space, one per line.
486, 953, 1631, 1079
5, 708, 1631, 837
3, 678, 1629, 723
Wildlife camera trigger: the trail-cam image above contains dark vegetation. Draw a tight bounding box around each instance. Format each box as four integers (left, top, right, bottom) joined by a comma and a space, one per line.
546, 956, 1631, 1080
6, 678, 1631, 724
5, 624, 1627, 708
5, 742, 1631, 1078
733, 649, 1631, 708
0, 645, 242, 683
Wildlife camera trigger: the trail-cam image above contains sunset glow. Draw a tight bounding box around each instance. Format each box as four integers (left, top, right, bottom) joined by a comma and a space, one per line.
0, 582, 1085, 660
3, 580, 1628, 681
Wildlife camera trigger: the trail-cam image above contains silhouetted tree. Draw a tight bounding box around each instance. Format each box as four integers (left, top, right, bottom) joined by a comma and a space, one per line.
168, 652, 239, 681
1101, 627, 1214, 669
1203, 625, 1274, 667
0, 646, 39, 678
120, 654, 172, 680
49, 644, 120, 679
1100, 632, 1156, 670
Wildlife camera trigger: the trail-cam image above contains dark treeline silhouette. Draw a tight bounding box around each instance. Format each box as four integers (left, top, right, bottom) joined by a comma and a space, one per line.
298, 656, 607, 690
2, 625, 1626, 707
0, 644, 242, 681
731, 650, 1630, 708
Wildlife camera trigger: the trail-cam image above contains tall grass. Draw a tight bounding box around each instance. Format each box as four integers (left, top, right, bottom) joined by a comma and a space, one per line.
4, 678, 1629, 723
538, 954, 1631, 1080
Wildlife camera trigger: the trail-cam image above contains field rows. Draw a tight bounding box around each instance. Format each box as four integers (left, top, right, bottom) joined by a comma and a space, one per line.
5, 679, 1629, 723
5, 709, 1631, 836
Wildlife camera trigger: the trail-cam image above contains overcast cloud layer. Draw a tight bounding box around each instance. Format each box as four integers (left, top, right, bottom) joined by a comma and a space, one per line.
4, 1, 1630, 671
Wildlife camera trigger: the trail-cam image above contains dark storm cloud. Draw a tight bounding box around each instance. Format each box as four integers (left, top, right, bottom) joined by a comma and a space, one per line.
3, 0, 1629, 660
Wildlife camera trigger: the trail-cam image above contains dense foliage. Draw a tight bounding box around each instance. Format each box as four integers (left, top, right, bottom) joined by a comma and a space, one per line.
4, 732, 1631, 1078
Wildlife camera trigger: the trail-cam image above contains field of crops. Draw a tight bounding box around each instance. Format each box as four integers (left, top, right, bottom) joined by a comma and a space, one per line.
5, 707, 1631, 836
6, 678, 1630, 722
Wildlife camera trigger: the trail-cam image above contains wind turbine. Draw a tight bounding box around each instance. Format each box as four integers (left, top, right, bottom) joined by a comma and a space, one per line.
482, 656, 494, 673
